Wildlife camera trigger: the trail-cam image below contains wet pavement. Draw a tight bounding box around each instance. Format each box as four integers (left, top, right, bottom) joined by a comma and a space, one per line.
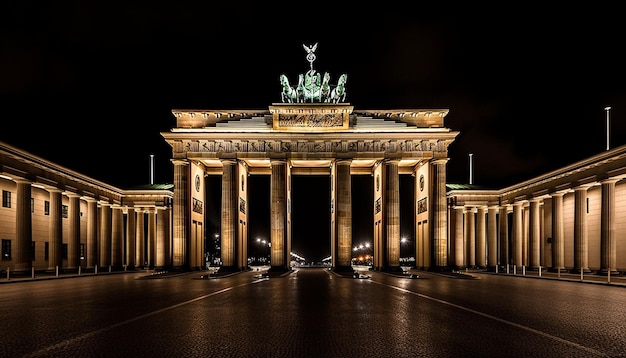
1, 266, 626, 357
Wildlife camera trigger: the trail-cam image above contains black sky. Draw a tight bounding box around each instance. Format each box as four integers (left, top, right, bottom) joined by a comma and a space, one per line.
2, 3, 626, 261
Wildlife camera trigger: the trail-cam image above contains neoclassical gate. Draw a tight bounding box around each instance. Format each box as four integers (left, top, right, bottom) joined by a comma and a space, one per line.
162, 104, 458, 273
161, 43, 458, 273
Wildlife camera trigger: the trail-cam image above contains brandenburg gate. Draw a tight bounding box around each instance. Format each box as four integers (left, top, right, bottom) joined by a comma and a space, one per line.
161, 44, 459, 274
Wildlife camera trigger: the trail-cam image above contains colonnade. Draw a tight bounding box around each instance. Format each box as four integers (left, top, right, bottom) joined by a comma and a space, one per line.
2, 177, 172, 273
172, 156, 450, 273
449, 178, 624, 274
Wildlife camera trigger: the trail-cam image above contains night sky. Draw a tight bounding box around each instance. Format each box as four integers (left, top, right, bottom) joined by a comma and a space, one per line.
2, 3, 626, 261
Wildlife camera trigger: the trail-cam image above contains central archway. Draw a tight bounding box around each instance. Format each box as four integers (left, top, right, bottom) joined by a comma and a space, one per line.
291, 175, 331, 265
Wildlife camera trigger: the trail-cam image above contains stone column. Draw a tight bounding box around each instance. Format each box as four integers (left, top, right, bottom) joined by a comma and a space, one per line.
551, 192, 565, 272
156, 207, 170, 269
465, 207, 476, 268
48, 188, 63, 271
136, 210, 145, 267
270, 159, 288, 271
220, 160, 238, 271
111, 206, 124, 268
512, 202, 523, 268
476, 206, 486, 268
487, 206, 498, 270
85, 197, 98, 270
498, 205, 509, 267
528, 198, 542, 269
14, 179, 32, 272
432, 159, 449, 268
600, 178, 619, 275
67, 194, 81, 270
126, 207, 136, 268
573, 186, 591, 273
99, 203, 112, 268
335, 159, 353, 271
453, 206, 464, 269
172, 159, 189, 269
385, 159, 401, 271
147, 207, 157, 268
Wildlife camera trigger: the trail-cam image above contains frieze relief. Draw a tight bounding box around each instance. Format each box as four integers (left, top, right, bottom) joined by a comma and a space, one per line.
277, 114, 344, 127
179, 138, 450, 155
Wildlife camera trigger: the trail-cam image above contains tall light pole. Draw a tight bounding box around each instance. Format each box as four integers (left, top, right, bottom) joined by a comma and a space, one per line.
605, 106, 611, 151
149, 154, 155, 185
468, 153, 474, 185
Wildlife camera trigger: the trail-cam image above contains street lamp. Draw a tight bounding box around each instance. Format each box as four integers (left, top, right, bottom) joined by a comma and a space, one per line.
605, 106, 611, 151
400, 237, 407, 262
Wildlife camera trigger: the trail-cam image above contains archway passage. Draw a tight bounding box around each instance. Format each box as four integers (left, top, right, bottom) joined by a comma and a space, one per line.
248, 175, 271, 266
351, 175, 374, 267
291, 175, 331, 265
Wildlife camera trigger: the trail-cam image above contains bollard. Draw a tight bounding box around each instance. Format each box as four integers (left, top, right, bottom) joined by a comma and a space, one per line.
608, 268, 611, 284
109, 265, 112, 273
56, 265, 59, 277
522, 265, 525, 276
95, 264, 98, 274
539, 266, 542, 277
495, 265, 498, 274
32, 266, 35, 279
7, 267, 9, 280
78, 266, 81, 275
513, 265, 516, 275
580, 269, 583, 282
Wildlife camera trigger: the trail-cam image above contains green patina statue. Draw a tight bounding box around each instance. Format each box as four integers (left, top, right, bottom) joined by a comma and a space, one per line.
280, 43, 347, 104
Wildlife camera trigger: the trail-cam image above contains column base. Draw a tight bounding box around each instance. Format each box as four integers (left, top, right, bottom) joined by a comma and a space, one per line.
598, 269, 621, 276
382, 265, 405, 274
332, 265, 355, 277
428, 266, 454, 273
217, 265, 240, 273
569, 268, 592, 274
267, 266, 292, 277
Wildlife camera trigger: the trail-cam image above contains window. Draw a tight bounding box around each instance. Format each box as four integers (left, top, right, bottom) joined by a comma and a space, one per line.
80, 244, 85, 260
44, 201, 50, 215
31, 198, 34, 213
31, 241, 35, 260
2, 239, 11, 260
45, 242, 49, 260
62, 205, 68, 218
2, 190, 11, 208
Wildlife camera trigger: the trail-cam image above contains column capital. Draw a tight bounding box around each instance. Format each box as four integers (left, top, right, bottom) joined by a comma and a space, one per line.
12, 177, 33, 185
550, 190, 568, 198
335, 158, 353, 165
574, 183, 594, 191
600, 178, 620, 185
220, 158, 238, 165
171, 159, 189, 166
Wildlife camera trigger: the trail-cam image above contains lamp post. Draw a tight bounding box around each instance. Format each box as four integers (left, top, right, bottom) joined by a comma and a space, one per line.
605, 106, 611, 151
468, 153, 473, 185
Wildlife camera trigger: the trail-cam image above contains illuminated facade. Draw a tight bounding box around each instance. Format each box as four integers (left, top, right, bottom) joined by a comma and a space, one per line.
162, 105, 458, 273
446, 146, 626, 274
0, 141, 173, 274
